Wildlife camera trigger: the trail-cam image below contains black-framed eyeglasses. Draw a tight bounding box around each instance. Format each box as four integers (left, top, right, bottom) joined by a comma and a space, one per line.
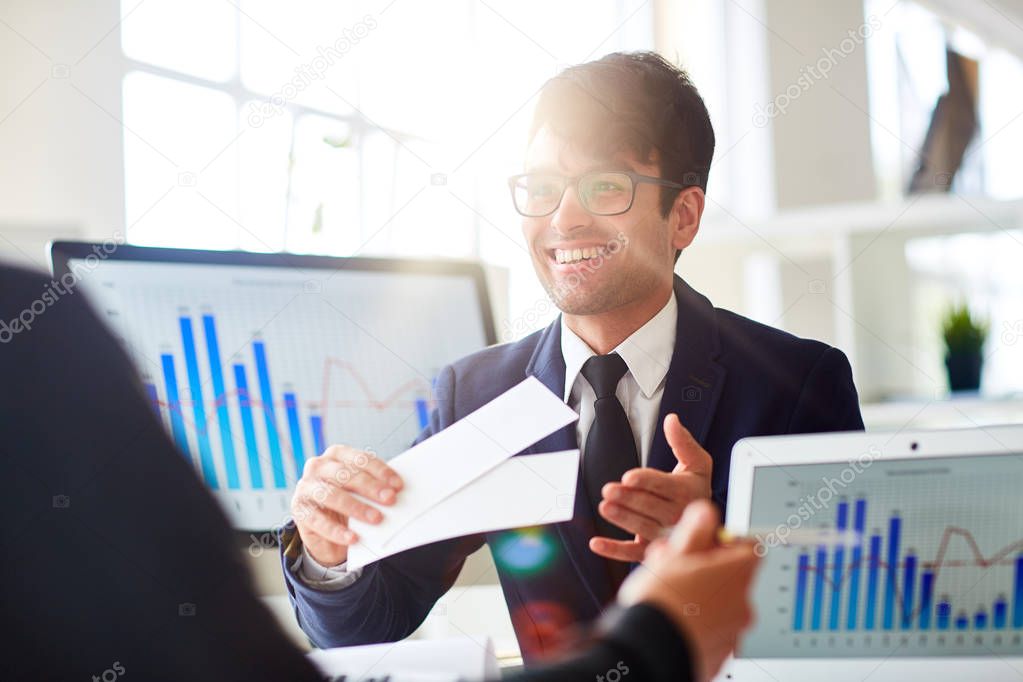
507, 170, 690, 218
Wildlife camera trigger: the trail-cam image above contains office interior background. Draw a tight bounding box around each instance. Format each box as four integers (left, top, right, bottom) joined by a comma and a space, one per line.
3, 0, 1022, 658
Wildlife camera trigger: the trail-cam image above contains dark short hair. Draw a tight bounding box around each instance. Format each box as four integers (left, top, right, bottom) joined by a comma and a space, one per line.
529, 51, 715, 220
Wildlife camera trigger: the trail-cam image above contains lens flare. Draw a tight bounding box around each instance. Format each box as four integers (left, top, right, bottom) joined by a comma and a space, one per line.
492, 527, 558, 575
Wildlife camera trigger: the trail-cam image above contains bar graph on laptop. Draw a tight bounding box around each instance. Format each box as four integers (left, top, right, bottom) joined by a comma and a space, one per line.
790, 498, 1023, 636
741, 453, 1023, 657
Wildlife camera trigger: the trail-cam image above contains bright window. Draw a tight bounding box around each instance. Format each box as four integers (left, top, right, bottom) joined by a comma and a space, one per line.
906, 231, 1023, 395
119, 0, 653, 338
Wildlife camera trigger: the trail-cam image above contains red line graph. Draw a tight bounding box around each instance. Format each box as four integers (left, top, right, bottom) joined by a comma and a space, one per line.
315, 358, 431, 430
799, 526, 1023, 621
150, 355, 432, 439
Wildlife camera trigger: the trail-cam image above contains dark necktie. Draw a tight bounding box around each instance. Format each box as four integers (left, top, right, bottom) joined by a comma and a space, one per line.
581, 353, 639, 543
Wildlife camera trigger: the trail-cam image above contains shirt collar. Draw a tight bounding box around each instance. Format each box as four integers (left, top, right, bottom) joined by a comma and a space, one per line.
560, 291, 678, 402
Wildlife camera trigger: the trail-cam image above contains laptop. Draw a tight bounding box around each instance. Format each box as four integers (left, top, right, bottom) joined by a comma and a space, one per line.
719, 425, 1023, 681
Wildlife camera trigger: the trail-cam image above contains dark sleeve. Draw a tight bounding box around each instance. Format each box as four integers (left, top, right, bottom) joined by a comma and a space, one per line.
787, 346, 864, 433
499, 604, 694, 682
279, 362, 487, 648
0, 267, 323, 682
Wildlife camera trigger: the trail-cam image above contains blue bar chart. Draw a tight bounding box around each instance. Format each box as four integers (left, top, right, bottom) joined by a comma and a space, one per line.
150, 317, 307, 491
77, 259, 490, 530
789, 497, 1023, 641
202, 314, 240, 489
144, 310, 439, 527
232, 364, 263, 489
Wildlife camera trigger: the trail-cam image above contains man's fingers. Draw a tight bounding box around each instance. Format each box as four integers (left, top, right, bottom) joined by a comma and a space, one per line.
663, 413, 713, 476
299, 505, 356, 545
318, 484, 386, 524
308, 454, 398, 505
621, 467, 698, 501
667, 498, 719, 553
331, 488, 386, 524
600, 501, 663, 540
304, 515, 356, 546
294, 477, 385, 525
320, 444, 404, 491
355, 452, 404, 490
589, 536, 647, 563
602, 483, 682, 526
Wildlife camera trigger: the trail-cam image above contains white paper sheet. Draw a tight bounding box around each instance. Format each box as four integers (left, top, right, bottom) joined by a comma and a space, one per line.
347, 377, 579, 570
307, 636, 499, 681
356, 449, 578, 565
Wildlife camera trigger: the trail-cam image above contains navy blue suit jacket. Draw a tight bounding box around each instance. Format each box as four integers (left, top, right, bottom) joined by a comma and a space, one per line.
281, 276, 864, 660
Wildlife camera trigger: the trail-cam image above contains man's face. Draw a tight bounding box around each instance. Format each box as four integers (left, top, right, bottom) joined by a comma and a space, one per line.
520, 127, 678, 316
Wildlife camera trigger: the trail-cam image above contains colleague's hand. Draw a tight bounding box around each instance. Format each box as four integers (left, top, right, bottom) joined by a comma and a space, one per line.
590, 413, 713, 563
290, 445, 404, 567
617, 500, 760, 682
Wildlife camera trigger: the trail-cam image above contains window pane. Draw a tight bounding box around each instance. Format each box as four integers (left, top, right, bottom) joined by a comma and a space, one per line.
238, 0, 363, 115
120, 0, 236, 81
239, 102, 293, 252
122, 71, 239, 249
283, 113, 359, 254
356, 0, 473, 138
906, 231, 1023, 395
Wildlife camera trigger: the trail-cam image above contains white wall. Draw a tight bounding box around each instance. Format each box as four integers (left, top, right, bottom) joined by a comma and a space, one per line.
763, 0, 877, 209
0, 0, 125, 270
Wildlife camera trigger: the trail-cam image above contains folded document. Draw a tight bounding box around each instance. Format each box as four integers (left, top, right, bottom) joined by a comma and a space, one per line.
348, 377, 580, 570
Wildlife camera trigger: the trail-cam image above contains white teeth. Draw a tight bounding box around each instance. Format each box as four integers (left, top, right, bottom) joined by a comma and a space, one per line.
554, 247, 605, 264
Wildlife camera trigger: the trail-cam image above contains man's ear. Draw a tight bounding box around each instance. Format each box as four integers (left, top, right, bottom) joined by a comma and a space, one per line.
670, 187, 704, 253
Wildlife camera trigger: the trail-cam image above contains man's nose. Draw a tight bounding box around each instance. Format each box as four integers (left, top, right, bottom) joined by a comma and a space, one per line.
550, 185, 592, 235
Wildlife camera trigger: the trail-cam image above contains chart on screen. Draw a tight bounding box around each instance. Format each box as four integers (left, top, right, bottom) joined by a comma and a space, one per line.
742, 453, 1023, 658
73, 257, 490, 529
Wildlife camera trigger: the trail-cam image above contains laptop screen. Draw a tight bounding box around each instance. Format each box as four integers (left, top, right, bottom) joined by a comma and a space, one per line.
740, 452, 1023, 658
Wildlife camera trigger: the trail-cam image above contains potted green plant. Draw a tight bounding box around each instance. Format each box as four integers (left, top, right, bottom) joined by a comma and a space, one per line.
941, 302, 988, 392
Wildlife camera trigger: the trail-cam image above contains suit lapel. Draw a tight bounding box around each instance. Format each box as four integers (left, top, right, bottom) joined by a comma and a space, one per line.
523, 319, 612, 611
647, 276, 727, 473
522, 321, 574, 457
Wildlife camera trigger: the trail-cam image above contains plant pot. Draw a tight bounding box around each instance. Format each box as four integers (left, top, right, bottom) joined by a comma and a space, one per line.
945, 350, 983, 392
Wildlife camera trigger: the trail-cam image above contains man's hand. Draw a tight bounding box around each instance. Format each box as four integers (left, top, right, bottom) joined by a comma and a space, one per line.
618, 500, 760, 682
590, 413, 712, 563
290, 445, 404, 567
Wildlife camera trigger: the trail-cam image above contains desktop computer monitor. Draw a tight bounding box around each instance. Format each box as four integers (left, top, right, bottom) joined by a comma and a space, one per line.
50, 242, 496, 530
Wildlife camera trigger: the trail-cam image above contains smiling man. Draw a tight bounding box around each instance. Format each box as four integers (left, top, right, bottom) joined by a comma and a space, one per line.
280, 51, 863, 661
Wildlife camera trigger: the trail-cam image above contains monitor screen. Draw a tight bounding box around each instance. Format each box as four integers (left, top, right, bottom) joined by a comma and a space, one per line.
740, 452, 1023, 658
55, 245, 494, 530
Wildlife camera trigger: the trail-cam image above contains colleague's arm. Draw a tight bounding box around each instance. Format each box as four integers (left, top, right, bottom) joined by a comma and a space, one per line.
280, 362, 487, 648
788, 346, 864, 432
0, 266, 323, 681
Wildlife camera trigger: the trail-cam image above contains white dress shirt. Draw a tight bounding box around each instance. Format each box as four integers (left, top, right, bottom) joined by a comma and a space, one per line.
562, 291, 677, 468
293, 292, 678, 588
